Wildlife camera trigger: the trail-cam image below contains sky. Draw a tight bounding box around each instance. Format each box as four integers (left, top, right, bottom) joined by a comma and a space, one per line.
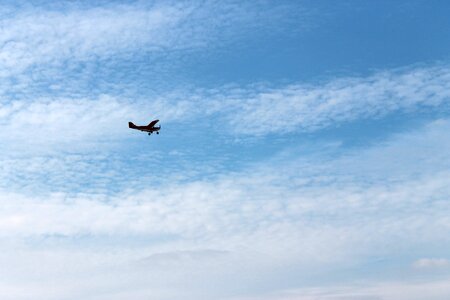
0, 0, 450, 299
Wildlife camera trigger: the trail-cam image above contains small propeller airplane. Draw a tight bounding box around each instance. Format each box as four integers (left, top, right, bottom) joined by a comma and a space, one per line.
128, 119, 161, 135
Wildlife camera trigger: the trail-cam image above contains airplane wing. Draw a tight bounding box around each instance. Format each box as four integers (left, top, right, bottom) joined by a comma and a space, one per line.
147, 119, 159, 127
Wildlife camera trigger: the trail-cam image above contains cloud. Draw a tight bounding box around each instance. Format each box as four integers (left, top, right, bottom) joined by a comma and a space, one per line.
0, 2, 449, 297
0, 119, 449, 253
0, 117, 450, 298
0, 1, 307, 78
0, 94, 192, 153
139, 249, 229, 265
413, 258, 450, 269
0, 3, 182, 75
221, 64, 450, 135
0, 0, 313, 150
1, 3, 449, 142
229, 279, 450, 300
2, 63, 450, 156
0, 0, 311, 106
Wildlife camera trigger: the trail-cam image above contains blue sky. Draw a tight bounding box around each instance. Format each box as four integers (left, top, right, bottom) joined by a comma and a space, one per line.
0, 1, 450, 299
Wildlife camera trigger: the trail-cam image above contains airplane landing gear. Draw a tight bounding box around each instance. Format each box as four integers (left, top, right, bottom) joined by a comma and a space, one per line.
156, 132, 159, 134
148, 132, 151, 135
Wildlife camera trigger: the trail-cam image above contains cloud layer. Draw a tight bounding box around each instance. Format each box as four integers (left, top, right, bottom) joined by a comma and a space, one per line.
223, 64, 450, 135
0, 117, 449, 299
2, 63, 450, 154
0, 1, 449, 299
0, 1, 306, 78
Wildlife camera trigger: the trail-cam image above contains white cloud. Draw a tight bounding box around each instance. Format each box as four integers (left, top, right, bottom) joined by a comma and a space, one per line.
221, 64, 450, 135
413, 258, 450, 269
0, 118, 450, 298
0, 1, 313, 151
0, 4, 449, 296
0, 3, 183, 75
0, 94, 191, 152
2, 2, 450, 299
0, 1, 307, 78
2, 63, 450, 155
0, 1, 312, 108
229, 279, 450, 300
0, 169, 449, 299
1, 3, 448, 142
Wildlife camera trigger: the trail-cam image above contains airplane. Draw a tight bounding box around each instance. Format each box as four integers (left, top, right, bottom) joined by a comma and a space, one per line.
129, 119, 161, 135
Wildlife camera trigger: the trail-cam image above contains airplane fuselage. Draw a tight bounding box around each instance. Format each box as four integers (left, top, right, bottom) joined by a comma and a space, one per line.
129, 121, 161, 135
132, 125, 160, 132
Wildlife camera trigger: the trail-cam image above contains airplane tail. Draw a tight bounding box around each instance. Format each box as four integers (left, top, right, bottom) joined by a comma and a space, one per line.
128, 122, 136, 128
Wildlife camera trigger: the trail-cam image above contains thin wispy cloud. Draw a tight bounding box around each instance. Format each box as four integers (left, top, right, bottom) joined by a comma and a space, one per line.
2, 63, 450, 155
0, 4, 180, 74
230, 280, 450, 300
0, 1, 307, 78
0, 118, 449, 299
0, 1, 449, 299
221, 64, 450, 135
0, 94, 190, 152
413, 258, 450, 269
